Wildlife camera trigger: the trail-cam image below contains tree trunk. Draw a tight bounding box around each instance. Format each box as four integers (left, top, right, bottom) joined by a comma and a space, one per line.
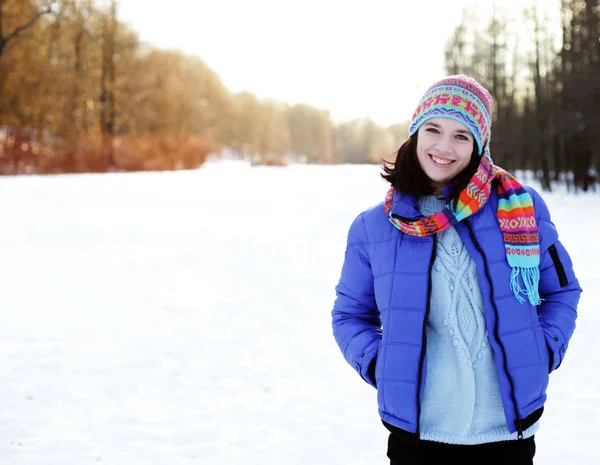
533, 0, 552, 191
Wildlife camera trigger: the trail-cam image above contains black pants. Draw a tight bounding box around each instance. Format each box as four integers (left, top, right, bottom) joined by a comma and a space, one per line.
388, 433, 536, 465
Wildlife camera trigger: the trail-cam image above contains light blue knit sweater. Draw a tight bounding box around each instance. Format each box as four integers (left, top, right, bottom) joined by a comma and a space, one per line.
418, 195, 538, 445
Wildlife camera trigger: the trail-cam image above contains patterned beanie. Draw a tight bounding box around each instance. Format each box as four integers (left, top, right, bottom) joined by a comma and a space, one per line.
408, 75, 493, 156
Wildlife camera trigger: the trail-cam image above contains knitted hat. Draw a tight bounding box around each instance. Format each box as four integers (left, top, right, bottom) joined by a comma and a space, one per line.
408, 75, 493, 156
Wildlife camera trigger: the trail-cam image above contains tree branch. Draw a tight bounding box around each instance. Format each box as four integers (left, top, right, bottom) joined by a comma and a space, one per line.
0, 5, 52, 56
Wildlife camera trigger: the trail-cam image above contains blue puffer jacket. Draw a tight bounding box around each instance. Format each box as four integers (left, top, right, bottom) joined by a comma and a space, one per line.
332, 184, 581, 438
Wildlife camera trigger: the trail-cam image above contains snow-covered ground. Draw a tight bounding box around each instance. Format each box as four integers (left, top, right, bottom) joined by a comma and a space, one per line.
0, 160, 596, 464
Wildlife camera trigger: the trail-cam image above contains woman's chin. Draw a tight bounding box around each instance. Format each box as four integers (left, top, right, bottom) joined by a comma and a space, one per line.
425, 171, 454, 187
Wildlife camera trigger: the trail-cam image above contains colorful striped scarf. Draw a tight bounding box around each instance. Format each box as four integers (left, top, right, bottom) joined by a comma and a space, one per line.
384, 148, 542, 306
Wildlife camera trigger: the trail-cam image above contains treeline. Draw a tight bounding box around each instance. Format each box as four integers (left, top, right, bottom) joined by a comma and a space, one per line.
0, 0, 407, 174
445, 1, 600, 192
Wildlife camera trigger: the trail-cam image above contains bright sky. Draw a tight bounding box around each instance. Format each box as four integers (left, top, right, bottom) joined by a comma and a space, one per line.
117, 0, 551, 127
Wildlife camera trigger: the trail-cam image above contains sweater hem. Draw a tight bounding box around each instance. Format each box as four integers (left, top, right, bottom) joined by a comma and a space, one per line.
419, 422, 539, 445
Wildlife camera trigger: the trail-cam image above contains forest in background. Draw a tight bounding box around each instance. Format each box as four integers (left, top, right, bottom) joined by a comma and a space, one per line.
0, 0, 407, 174
444, 0, 599, 191
0, 0, 599, 192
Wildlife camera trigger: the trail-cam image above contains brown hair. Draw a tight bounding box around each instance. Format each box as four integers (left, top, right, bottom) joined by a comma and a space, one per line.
380, 132, 480, 209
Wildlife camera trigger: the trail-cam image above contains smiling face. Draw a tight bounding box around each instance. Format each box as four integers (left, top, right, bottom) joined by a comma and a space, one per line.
416, 117, 476, 194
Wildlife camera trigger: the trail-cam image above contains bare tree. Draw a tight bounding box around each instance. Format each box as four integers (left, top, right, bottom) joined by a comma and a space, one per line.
100, 0, 117, 168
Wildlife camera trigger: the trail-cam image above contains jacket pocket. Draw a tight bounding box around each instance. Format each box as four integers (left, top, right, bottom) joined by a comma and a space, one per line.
548, 244, 568, 288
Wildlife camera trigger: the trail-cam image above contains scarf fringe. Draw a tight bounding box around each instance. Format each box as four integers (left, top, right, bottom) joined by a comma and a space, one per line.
510, 267, 543, 306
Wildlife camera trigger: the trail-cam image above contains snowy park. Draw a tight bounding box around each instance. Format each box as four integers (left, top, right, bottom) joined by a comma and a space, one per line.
0, 160, 597, 464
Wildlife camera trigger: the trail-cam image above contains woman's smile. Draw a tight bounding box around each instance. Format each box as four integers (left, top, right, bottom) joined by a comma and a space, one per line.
429, 154, 455, 166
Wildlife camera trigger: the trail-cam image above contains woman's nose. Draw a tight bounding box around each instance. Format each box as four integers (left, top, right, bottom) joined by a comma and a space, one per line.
435, 137, 452, 154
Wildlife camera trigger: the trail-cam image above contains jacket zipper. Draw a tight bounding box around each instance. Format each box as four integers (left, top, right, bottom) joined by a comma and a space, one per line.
416, 234, 437, 442
465, 221, 524, 439
548, 244, 568, 287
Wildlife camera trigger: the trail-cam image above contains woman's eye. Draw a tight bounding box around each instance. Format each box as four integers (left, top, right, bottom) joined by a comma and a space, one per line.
456, 134, 469, 141
426, 128, 439, 134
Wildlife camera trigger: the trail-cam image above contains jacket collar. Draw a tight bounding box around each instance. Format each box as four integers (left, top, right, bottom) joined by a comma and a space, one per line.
389, 184, 454, 221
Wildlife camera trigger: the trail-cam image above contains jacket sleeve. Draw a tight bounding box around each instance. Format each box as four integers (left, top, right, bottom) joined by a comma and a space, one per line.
528, 186, 582, 373
331, 212, 381, 388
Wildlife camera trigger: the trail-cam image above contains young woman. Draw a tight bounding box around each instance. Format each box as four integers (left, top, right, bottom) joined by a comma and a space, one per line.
331, 75, 582, 464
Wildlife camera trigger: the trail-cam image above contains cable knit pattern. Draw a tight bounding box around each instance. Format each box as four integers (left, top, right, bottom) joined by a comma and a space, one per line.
417, 195, 538, 445
436, 226, 488, 369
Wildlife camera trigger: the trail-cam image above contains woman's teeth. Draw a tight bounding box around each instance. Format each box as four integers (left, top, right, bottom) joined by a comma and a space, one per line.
431, 155, 452, 165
